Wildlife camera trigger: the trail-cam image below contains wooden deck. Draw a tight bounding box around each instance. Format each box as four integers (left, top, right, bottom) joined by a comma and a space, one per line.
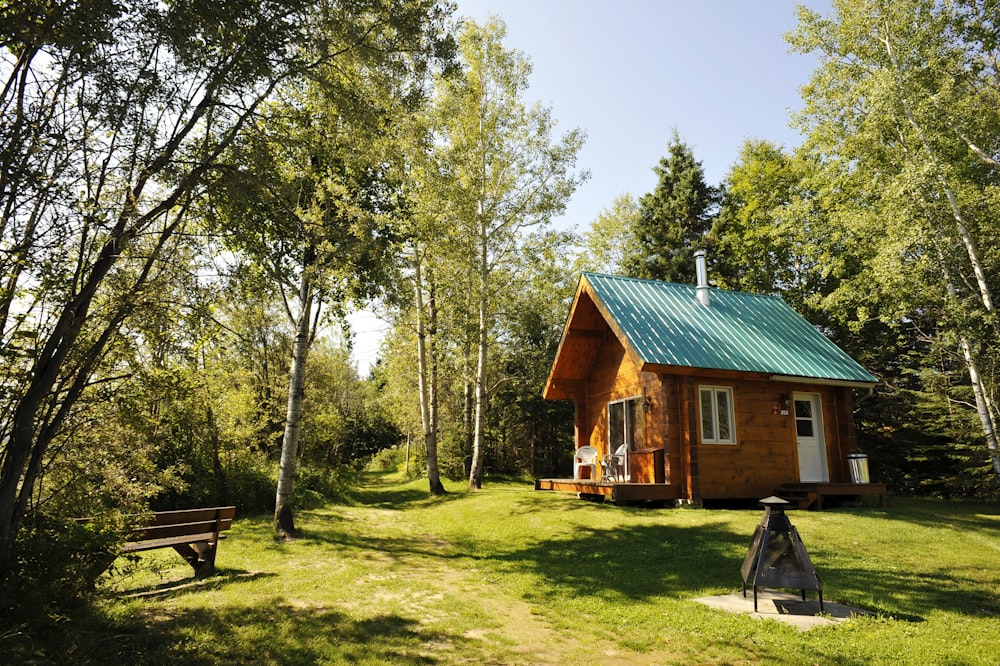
535, 478, 682, 503
536, 478, 888, 509
777, 482, 888, 510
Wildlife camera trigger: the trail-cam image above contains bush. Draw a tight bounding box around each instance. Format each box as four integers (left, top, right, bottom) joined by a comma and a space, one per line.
295, 465, 350, 506
0, 514, 120, 624
366, 444, 408, 473
222, 449, 277, 516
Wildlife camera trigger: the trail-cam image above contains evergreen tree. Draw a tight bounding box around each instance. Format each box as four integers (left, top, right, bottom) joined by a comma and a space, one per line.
625, 131, 720, 282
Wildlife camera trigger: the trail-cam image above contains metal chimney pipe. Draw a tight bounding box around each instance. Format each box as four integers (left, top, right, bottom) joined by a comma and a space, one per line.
694, 249, 710, 306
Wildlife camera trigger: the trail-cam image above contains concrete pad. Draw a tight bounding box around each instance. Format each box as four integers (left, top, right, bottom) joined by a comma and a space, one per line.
693, 590, 875, 630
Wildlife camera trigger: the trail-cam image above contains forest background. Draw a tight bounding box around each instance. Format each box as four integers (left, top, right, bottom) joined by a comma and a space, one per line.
2, 0, 1000, 620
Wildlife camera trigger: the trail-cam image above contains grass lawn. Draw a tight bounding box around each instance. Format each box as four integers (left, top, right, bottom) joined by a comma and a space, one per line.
21, 474, 1000, 664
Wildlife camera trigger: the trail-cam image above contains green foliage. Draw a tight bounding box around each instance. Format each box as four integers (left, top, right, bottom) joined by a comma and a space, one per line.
218, 450, 277, 517
576, 193, 641, 275
489, 231, 577, 477
294, 465, 350, 508
299, 342, 403, 469
785, 0, 1000, 486
365, 444, 410, 473
624, 130, 721, 282
0, 515, 119, 627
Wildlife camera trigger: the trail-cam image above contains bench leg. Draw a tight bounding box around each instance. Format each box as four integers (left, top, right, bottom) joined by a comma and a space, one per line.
172, 541, 218, 577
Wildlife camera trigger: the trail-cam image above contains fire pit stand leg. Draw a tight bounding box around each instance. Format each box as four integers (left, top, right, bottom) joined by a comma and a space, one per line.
753, 586, 758, 612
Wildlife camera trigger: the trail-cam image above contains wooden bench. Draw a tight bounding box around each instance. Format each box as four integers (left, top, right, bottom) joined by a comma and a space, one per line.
79, 506, 236, 576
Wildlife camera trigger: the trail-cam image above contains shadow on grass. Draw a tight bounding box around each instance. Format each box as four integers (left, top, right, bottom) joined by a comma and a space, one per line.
875, 496, 1000, 532
119, 600, 466, 665
810, 546, 994, 620
298, 511, 464, 566
470, 500, 993, 622
123, 569, 276, 600
488, 519, 751, 600
345, 473, 469, 510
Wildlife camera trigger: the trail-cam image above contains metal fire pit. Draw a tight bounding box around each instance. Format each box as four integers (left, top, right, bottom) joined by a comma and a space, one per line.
740, 496, 823, 612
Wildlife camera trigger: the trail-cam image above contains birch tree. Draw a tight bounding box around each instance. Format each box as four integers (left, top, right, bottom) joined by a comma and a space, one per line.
0, 0, 315, 575
209, 0, 455, 537
789, 0, 1000, 478
428, 18, 586, 489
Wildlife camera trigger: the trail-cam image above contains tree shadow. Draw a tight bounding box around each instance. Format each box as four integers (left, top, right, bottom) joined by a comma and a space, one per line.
483, 504, 996, 623
489, 520, 751, 600
121, 569, 276, 600
345, 474, 469, 509
119, 600, 468, 665
808, 544, 994, 620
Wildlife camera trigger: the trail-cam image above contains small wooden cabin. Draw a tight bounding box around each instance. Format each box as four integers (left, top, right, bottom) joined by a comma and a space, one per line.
539, 268, 880, 506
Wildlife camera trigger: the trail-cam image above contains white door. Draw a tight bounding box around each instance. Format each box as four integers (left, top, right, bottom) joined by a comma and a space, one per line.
794, 393, 828, 483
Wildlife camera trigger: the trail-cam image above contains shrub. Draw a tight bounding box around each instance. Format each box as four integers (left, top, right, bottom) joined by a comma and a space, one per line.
0, 514, 120, 623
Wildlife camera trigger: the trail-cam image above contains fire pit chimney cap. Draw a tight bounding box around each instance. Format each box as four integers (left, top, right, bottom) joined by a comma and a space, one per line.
759, 495, 789, 507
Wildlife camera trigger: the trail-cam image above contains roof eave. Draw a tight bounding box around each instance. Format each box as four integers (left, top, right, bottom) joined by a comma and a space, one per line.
768, 374, 878, 389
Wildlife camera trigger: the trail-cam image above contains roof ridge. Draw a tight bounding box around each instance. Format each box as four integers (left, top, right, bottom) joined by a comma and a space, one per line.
581, 271, 787, 303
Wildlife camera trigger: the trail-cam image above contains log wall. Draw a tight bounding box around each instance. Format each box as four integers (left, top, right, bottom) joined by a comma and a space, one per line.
581, 334, 856, 500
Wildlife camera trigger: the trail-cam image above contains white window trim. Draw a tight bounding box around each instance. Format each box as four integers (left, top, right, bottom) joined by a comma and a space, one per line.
699, 385, 737, 445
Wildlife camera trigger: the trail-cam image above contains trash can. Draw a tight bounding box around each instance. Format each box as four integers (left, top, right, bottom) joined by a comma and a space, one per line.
847, 453, 870, 484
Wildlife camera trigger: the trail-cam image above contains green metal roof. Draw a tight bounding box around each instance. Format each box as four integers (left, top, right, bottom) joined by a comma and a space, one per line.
584, 272, 877, 385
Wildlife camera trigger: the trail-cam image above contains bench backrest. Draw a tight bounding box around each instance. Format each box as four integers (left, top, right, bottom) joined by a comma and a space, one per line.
131, 506, 236, 543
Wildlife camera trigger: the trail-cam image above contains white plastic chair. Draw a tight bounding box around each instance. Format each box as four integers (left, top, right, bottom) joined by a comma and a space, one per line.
573, 446, 598, 480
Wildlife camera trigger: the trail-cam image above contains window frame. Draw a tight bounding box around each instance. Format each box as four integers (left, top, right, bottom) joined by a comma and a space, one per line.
607, 395, 645, 479
698, 385, 737, 445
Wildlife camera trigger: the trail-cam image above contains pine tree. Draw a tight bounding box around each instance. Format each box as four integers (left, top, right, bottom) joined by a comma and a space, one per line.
625, 131, 720, 282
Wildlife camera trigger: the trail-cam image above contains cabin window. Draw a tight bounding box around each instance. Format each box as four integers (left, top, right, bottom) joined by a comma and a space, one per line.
608, 396, 644, 463
699, 386, 736, 444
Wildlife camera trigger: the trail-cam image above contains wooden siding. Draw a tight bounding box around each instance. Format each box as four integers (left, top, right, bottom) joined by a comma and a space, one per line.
580, 343, 860, 500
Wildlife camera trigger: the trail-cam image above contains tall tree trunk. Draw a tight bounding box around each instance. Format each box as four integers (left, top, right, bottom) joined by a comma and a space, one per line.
883, 25, 997, 315
940, 253, 1000, 477
959, 339, 1000, 476
468, 218, 488, 490
0, 213, 177, 573
414, 252, 445, 495
428, 280, 444, 493
461, 299, 475, 477
274, 268, 314, 539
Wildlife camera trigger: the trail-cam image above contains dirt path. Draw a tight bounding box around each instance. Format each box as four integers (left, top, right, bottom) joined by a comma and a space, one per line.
328, 497, 674, 665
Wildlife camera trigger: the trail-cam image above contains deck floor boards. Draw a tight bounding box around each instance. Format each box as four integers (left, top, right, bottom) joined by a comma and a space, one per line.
536, 479, 887, 509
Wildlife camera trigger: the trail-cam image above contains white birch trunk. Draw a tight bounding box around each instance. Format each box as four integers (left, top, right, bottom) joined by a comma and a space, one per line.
274, 269, 313, 538
959, 339, 1000, 476
414, 252, 445, 494
941, 255, 1000, 477
468, 211, 488, 490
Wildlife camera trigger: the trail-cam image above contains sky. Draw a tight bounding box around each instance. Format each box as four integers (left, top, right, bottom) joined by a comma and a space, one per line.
348, 0, 833, 371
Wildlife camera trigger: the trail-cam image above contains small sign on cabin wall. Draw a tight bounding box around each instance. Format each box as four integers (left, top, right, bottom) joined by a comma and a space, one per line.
771, 402, 790, 416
